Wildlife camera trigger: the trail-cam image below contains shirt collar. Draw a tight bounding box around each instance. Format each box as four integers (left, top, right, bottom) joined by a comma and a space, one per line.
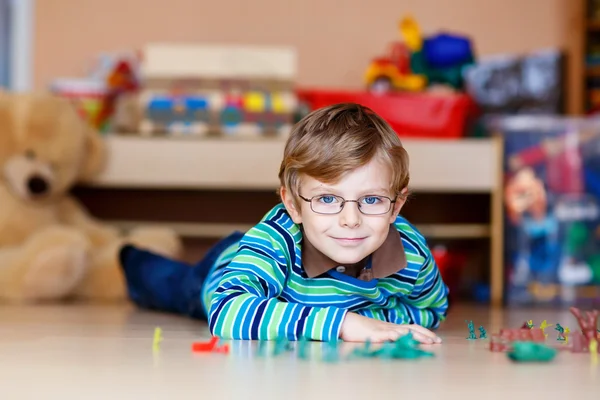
301, 224, 408, 279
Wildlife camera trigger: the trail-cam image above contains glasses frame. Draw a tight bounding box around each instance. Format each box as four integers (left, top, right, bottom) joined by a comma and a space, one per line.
298, 194, 397, 215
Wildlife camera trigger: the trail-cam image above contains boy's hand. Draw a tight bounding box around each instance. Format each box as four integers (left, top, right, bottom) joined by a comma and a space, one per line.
340, 312, 442, 344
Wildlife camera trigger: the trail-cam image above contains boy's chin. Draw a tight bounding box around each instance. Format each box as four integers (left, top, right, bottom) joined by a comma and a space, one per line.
328, 251, 369, 266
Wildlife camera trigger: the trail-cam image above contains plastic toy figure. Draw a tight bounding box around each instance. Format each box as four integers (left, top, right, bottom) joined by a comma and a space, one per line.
507, 342, 557, 363
523, 320, 534, 329
351, 333, 434, 360
273, 337, 293, 356
563, 327, 571, 344
478, 326, 488, 339
152, 327, 163, 352
555, 323, 565, 341
322, 340, 340, 363
539, 320, 553, 338
298, 337, 310, 360
466, 320, 477, 340
590, 339, 599, 365
569, 307, 600, 346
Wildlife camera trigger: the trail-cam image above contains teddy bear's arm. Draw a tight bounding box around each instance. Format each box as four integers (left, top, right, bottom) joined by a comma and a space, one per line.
57, 196, 120, 247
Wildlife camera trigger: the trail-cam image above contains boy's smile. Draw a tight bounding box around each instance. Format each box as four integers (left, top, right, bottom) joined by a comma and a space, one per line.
282, 155, 406, 267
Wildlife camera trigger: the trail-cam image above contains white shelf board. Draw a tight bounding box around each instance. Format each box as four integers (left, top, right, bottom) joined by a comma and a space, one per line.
86, 134, 501, 193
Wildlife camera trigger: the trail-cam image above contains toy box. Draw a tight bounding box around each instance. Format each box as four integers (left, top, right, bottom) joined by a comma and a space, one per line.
463, 49, 563, 115
296, 88, 477, 139
491, 116, 600, 307
128, 43, 298, 138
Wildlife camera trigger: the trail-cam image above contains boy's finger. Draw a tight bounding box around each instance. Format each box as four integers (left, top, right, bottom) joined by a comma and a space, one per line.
407, 325, 439, 340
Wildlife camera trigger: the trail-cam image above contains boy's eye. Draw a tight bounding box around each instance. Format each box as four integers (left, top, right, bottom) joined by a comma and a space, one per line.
317, 195, 339, 204
361, 196, 382, 205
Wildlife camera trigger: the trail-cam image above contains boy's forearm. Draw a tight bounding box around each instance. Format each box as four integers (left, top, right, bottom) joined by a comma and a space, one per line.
209, 291, 348, 341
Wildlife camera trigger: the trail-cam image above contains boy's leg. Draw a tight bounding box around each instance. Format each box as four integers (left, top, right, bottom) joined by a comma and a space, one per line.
119, 245, 206, 319
118, 230, 245, 320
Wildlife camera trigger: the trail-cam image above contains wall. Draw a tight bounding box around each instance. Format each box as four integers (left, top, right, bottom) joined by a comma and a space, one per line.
33, 0, 574, 91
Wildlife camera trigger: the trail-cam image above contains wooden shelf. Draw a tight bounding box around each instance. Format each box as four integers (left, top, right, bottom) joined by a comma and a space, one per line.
87, 134, 502, 193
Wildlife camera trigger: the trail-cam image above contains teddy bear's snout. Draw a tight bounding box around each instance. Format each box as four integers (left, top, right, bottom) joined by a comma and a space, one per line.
3, 154, 55, 201
27, 175, 50, 196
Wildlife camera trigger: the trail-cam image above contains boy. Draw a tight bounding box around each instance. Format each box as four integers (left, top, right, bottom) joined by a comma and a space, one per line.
119, 103, 449, 344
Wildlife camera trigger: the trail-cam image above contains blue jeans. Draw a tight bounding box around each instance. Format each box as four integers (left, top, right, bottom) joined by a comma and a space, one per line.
119, 231, 245, 320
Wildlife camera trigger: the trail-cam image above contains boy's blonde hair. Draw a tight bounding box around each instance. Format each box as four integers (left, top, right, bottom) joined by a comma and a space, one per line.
278, 103, 409, 206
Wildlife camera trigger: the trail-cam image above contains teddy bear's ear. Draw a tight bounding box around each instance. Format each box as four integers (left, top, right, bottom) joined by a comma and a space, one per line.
78, 124, 107, 181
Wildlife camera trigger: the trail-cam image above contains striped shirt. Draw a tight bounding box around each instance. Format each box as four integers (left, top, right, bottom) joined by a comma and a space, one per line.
203, 203, 449, 341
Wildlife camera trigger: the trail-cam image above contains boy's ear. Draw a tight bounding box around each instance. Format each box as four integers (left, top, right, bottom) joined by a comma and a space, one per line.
390, 187, 409, 221
280, 186, 303, 224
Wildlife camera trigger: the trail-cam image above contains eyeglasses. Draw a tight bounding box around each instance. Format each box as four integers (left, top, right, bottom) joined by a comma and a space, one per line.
298, 194, 397, 215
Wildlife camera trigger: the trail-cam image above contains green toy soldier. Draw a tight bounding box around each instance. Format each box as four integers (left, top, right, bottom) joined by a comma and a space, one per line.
555, 323, 565, 341
466, 320, 477, 340
478, 325, 488, 339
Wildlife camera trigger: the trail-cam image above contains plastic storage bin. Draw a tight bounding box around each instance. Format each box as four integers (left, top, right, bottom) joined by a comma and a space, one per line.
296, 88, 477, 139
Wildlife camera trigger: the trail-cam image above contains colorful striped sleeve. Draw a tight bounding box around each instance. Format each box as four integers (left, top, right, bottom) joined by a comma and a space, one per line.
208, 223, 348, 341
355, 254, 449, 329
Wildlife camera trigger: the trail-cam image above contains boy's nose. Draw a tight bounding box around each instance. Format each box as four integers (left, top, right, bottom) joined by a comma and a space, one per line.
339, 202, 361, 228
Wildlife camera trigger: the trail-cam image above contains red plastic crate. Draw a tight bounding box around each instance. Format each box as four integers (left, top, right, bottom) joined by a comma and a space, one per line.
296, 88, 477, 139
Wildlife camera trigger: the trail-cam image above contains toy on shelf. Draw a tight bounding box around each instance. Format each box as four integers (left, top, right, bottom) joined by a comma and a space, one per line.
364, 16, 475, 93
296, 88, 477, 140
50, 53, 139, 133
464, 49, 563, 115
130, 43, 298, 138
491, 116, 600, 306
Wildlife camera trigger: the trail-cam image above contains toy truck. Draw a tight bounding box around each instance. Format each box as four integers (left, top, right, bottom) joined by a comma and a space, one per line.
365, 16, 475, 93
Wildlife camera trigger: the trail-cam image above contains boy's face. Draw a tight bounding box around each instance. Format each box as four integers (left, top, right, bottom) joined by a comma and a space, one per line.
282, 156, 406, 266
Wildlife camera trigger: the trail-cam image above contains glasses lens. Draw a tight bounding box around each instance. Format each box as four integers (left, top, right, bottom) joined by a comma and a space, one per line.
358, 196, 391, 215
311, 195, 344, 214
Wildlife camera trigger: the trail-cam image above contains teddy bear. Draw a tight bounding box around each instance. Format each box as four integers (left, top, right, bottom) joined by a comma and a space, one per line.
0, 91, 183, 303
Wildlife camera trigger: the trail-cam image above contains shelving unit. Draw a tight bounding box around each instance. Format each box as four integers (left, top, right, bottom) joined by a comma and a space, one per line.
569, 0, 600, 114
82, 133, 505, 305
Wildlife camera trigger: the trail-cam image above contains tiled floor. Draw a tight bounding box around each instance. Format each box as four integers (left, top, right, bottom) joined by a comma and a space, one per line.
0, 303, 598, 399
